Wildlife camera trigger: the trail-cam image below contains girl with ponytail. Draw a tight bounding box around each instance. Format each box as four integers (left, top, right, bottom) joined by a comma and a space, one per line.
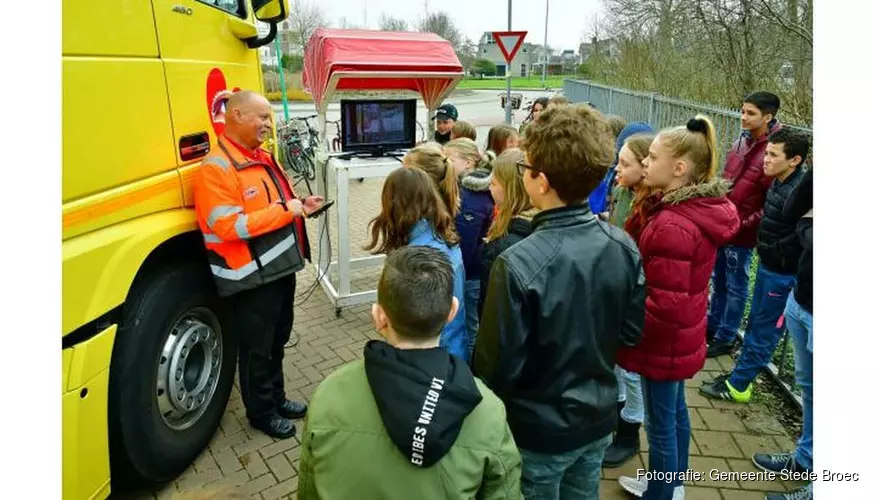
404, 143, 461, 218
617, 115, 740, 500
364, 167, 469, 361
443, 138, 496, 355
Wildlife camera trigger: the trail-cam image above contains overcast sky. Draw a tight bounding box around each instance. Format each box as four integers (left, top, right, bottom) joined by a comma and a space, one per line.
320, 0, 604, 51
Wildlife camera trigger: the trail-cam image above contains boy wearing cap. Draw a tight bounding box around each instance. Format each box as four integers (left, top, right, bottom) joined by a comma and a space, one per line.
434, 103, 458, 145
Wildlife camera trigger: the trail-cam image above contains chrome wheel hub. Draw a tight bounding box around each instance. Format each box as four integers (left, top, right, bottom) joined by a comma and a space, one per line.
156, 309, 222, 431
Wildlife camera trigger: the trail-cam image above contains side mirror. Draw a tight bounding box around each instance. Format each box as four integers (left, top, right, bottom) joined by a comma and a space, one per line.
252, 0, 289, 24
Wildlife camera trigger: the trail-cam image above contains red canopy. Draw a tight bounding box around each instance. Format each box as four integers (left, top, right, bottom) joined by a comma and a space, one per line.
303, 28, 464, 112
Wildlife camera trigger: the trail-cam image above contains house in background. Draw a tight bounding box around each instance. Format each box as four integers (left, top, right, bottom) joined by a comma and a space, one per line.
578, 37, 621, 64
476, 32, 532, 77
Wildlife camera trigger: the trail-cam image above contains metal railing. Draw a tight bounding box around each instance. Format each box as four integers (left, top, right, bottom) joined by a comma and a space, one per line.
563, 78, 806, 409
563, 79, 812, 173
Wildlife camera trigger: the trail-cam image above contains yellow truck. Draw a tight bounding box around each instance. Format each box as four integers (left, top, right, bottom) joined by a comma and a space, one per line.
62, 1, 290, 498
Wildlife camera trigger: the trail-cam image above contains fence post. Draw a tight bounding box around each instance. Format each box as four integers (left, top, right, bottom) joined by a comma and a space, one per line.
587, 82, 592, 103
608, 88, 614, 114
648, 93, 656, 127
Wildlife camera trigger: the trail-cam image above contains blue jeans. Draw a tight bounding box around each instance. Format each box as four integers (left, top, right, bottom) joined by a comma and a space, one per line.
463, 279, 480, 360
642, 378, 691, 500
615, 365, 645, 424
728, 265, 796, 390
519, 434, 612, 500
785, 291, 813, 471
709, 246, 753, 344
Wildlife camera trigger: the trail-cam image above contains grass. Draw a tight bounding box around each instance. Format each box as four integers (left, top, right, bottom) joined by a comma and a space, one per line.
456, 76, 567, 90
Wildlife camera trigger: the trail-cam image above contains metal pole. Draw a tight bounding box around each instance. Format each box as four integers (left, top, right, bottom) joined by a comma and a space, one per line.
542, 0, 549, 87
274, 35, 290, 121
505, 0, 513, 125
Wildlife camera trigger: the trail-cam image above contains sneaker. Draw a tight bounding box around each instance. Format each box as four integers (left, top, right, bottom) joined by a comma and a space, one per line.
252, 415, 297, 440
752, 452, 810, 475
618, 476, 646, 498
700, 377, 752, 403
706, 339, 735, 358
673, 485, 685, 499
706, 373, 730, 386
765, 483, 812, 500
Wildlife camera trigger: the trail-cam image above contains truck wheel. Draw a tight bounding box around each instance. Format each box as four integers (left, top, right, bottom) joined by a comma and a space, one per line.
109, 261, 236, 486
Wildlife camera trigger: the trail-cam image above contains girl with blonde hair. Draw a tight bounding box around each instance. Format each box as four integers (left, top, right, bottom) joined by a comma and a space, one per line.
404, 142, 461, 217
478, 148, 539, 315
617, 116, 740, 500
443, 138, 496, 356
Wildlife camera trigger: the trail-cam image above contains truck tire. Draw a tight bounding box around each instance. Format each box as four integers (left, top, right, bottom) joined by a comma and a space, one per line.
108, 261, 236, 486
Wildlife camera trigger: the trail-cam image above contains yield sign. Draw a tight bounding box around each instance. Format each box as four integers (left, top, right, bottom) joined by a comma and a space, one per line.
492, 31, 528, 63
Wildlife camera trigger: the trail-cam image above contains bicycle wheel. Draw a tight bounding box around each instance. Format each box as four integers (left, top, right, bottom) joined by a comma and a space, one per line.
283, 143, 303, 176
303, 151, 317, 181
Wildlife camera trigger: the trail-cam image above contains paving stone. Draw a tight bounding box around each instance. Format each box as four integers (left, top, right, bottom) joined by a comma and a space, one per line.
683, 485, 722, 499
688, 456, 734, 488
694, 431, 744, 458
259, 436, 300, 459
260, 477, 299, 500
266, 454, 297, 482
241, 473, 277, 497
602, 454, 644, 480
731, 433, 780, 459
240, 451, 269, 479
689, 408, 707, 430
720, 488, 772, 499
698, 408, 747, 432
599, 479, 630, 500
726, 458, 787, 492
685, 388, 714, 408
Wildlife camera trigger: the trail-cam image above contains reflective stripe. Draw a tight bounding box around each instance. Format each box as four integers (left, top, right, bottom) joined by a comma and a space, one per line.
207, 205, 243, 228
210, 231, 297, 281
235, 214, 251, 239
203, 233, 222, 244
203, 156, 231, 170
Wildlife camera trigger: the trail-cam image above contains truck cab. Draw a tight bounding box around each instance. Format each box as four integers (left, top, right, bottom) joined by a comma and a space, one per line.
62, 2, 288, 498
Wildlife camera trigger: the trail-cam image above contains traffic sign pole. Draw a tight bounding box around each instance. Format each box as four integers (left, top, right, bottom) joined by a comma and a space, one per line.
505, 0, 512, 125
492, 29, 528, 126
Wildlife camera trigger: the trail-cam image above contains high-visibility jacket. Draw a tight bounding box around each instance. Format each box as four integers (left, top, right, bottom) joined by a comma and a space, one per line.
193, 136, 310, 297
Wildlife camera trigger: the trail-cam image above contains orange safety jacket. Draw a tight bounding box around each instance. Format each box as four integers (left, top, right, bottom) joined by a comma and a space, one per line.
193, 136, 310, 297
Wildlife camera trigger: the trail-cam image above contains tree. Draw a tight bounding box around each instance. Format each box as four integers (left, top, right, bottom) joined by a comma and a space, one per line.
471, 59, 497, 77
456, 38, 478, 72
336, 16, 362, 29
379, 14, 409, 32
281, 54, 304, 72
288, 0, 328, 52
418, 11, 462, 48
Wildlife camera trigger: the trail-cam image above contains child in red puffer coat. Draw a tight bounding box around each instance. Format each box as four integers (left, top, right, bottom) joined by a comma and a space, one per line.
617, 115, 740, 500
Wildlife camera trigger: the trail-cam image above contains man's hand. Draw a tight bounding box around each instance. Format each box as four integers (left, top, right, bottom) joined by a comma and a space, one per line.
286, 199, 304, 216
303, 196, 325, 214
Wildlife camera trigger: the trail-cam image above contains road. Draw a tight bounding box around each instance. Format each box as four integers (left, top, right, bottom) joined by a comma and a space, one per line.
273, 89, 558, 151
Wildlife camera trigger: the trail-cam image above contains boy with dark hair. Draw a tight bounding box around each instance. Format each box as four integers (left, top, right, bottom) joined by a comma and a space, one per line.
708, 91, 784, 358
701, 129, 809, 403
475, 103, 645, 500
297, 246, 521, 500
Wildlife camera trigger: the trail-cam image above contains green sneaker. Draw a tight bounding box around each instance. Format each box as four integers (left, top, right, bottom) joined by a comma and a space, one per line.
699, 377, 752, 403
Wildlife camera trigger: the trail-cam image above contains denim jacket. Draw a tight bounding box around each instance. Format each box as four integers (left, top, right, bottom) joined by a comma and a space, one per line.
409, 219, 469, 361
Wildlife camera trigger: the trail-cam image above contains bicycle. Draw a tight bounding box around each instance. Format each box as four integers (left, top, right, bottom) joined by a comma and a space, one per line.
277, 115, 319, 194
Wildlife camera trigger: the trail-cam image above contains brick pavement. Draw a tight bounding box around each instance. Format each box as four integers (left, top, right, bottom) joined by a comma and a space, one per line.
141, 177, 804, 500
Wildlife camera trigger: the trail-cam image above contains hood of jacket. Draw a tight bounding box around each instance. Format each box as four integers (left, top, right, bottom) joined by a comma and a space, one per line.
364, 340, 483, 468
460, 167, 492, 193
616, 122, 655, 155
662, 178, 739, 246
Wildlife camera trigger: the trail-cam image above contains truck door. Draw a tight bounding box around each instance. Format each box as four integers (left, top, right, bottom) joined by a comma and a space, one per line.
151, 0, 264, 203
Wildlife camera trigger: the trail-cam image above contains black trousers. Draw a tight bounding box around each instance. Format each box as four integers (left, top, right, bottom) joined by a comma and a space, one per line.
234, 274, 296, 424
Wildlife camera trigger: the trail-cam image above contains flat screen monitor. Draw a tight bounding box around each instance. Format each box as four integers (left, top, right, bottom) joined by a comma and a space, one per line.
340, 99, 417, 154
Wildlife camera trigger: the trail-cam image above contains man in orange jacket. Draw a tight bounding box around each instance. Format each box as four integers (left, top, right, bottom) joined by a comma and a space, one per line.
194, 90, 324, 439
